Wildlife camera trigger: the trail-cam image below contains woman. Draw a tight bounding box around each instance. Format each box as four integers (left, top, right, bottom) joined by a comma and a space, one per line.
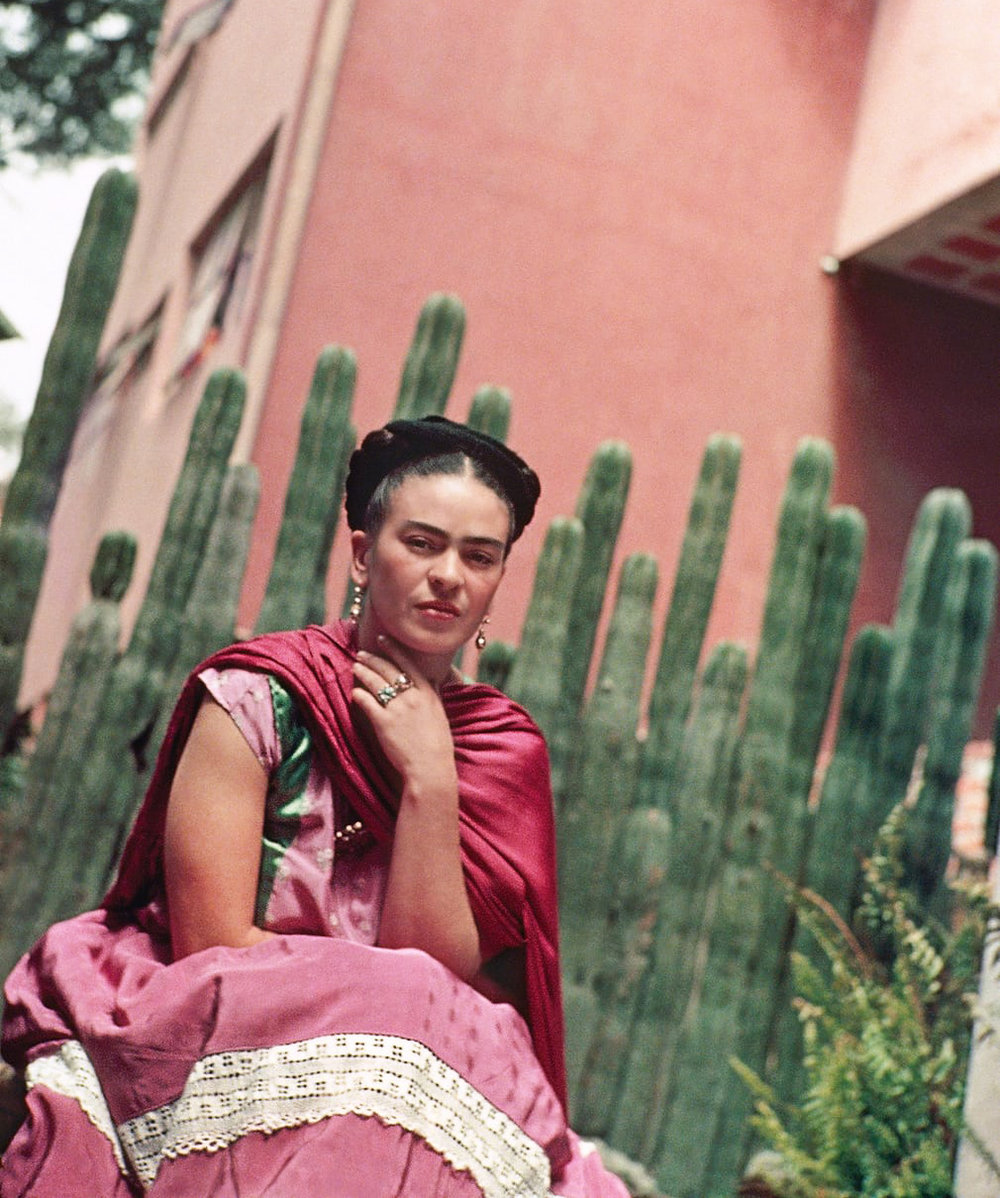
1, 416, 630, 1196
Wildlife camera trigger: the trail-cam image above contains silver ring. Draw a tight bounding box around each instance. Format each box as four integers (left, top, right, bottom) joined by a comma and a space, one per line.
375, 684, 398, 707
392, 673, 413, 692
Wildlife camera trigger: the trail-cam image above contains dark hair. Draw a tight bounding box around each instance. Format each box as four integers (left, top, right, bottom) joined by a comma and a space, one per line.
345, 416, 540, 543
362, 452, 516, 547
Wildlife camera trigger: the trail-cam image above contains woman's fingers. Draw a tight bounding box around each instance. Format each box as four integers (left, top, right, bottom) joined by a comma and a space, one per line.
353, 657, 423, 719
354, 656, 412, 696
352, 641, 456, 787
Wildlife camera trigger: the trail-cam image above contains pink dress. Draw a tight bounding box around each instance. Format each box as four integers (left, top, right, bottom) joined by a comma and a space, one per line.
1, 667, 628, 1198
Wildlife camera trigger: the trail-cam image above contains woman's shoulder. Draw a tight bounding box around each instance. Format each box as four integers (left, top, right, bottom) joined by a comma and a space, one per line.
198, 666, 313, 774
193, 623, 354, 703
202, 622, 350, 669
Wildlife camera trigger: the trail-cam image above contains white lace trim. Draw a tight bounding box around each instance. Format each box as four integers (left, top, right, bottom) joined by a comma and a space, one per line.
22, 1035, 556, 1195
25, 1041, 128, 1174
116, 1032, 554, 1195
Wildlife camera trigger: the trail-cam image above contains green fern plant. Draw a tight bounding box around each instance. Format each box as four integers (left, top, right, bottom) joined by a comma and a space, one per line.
733, 803, 997, 1198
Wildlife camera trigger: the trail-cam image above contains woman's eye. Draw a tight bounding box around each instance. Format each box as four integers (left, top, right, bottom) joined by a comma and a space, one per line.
467, 552, 498, 568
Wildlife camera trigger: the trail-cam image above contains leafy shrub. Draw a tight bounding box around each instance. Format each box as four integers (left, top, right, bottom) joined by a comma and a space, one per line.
734, 804, 999, 1198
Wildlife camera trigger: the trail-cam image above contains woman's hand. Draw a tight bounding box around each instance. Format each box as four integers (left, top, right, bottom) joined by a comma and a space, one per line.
352, 636, 482, 981
351, 638, 457, 796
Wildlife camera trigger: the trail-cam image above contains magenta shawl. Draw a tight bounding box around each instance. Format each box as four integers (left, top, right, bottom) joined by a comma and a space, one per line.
105, 620, 568, 1111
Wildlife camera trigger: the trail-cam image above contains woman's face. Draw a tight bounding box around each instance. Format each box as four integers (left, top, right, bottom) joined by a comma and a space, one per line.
351, 470, 510, 669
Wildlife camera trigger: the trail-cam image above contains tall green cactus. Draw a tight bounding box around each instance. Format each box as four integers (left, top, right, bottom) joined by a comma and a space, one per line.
906, 538, 996, 906
0, 754, 25, 834
770, 621, 895, 1105
475, 640, 517, 690
10, 370, 246, 945
0, 523, 46, 744
256, 347, 356, 634
735, 439, 834, 821
394, 293, 466, 419
596, 641, 748, 1152
874, 489, 970, 816
803, 622, 894, 919
339, 295, 469, 619
18, 531, 137, 825
783, 506, 867, 817
757, 506, 867, 1094
561, 442, 632, 716
305, 430, 356, 628
558, 553, 657, 1091
714, 502, 867, 1186
505, 516, 584, 751
652, 438, 833, 1198
446, 387, 514, 674
173, 464, 260, 664
147, 463, 260, 767
638, 434, 741, 813
0, 168, 137, 745
128, 369, 248, 686
0, 531, 136, 977
530, 442, 631, 803
83, 371, 246, 889
559, 552, 659, 958
465, 385, 511, 441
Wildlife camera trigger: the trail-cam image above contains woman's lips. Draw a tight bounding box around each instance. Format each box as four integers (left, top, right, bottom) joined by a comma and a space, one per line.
416, 601, 461, 620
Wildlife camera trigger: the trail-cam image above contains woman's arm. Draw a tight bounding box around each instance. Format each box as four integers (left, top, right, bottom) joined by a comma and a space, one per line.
163, 694, 274, 958
353, 643, 482, 981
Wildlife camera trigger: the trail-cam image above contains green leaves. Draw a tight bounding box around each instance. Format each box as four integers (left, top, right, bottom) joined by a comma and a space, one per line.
737, 804, 997, 1198
0, 1, 163, 165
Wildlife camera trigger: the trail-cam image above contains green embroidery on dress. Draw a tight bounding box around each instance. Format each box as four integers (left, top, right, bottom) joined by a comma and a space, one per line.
255, 676, 315, 924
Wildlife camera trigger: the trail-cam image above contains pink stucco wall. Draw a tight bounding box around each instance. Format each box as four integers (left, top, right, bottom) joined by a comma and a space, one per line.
244, 1, 878, 694
833, 267, 1000, 636
25, 0, 1000, 731
22, 0, 331, 698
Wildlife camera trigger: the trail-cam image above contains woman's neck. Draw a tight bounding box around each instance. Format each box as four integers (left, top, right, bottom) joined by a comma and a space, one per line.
354, 613, 456, 691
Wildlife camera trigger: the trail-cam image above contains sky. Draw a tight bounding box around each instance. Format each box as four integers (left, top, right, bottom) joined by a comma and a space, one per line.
0, 156, 126, 478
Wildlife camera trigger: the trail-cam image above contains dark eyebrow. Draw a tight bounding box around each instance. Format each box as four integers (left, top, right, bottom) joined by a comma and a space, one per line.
401, 520, 506, 553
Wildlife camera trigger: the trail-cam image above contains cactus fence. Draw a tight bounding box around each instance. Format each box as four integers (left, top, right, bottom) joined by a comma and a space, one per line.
0, 197, 996, 1196
0, 168, 136, 750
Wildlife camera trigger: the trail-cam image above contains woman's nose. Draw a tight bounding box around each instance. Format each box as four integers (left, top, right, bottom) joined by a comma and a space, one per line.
428, 550, 462, 588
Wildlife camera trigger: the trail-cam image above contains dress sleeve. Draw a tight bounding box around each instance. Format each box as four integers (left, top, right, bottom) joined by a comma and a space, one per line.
198, 667, 282, 773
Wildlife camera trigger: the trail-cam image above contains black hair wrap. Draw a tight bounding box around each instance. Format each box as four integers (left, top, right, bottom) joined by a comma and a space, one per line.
345, 415, 540, 542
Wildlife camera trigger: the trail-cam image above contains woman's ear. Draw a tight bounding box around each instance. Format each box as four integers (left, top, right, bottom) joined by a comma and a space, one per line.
349, 529, 371, 587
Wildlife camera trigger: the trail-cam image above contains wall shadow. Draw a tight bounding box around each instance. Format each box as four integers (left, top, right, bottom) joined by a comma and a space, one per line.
831, 262, 1000, 736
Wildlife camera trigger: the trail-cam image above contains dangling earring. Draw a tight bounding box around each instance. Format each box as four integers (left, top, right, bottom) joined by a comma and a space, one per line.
475, 615, 490, 651
349, 584, 365, 622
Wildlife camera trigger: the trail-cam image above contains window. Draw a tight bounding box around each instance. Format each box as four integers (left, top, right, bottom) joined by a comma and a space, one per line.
162, 0, 236, 55
75, 307, 162, 455
173, 174, 266, 380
